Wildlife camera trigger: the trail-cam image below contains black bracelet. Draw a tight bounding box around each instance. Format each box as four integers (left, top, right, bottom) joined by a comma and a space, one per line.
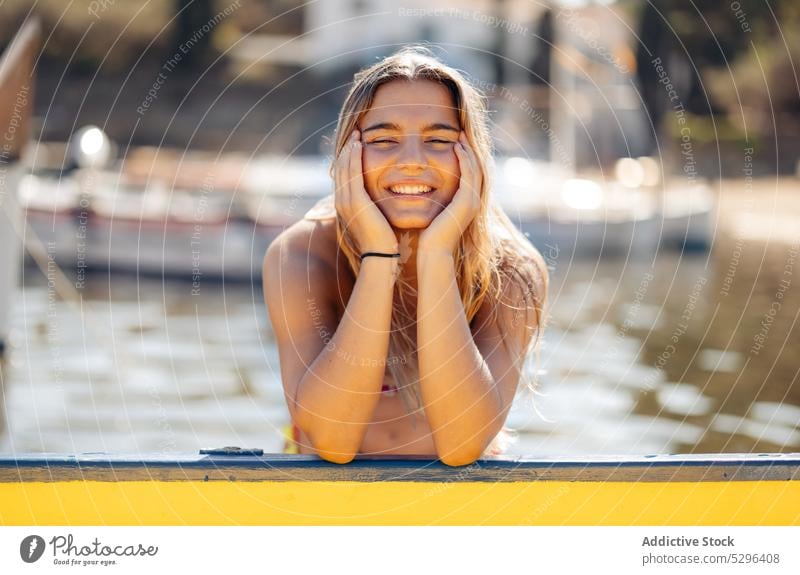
360, 251, 401, 259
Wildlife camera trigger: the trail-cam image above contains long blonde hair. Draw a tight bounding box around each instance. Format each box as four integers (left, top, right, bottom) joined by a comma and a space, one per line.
314, 45, 548, 452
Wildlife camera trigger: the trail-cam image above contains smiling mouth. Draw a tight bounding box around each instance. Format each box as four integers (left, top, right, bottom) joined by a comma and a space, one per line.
386, 184, 435, 196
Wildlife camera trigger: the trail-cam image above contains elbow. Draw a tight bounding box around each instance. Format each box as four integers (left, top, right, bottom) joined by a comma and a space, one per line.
437, 443, 484, 467
435, 416, 498, 467
307, 429, 359, 464
293, 406, 362, 464
439, 450, 481, 467
317, 449, 357, 465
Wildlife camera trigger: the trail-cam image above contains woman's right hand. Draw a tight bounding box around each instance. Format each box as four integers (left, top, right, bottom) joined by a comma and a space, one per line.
334, 129, 399, 254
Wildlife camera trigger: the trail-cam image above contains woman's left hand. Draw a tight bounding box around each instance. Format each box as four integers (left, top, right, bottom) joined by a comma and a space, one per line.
419, 132, 482, 255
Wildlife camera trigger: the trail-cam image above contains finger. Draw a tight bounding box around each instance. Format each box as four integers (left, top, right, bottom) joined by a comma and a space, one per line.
455, 142, 472, 188
459, 133, 476, 164
338, 131, 358, 167
459, 134, 477, 172
348, 133, 366, 206
461, 143, 478, 190
337, 138, 359, 227
335, 139, 353, 217
334, 143, 346, 198
457, 136, 481, 195
453, 145, 473, 214
455, 143, 480, 211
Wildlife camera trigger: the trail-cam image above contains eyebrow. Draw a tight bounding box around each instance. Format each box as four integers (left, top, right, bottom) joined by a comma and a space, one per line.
361, 122, 459, 134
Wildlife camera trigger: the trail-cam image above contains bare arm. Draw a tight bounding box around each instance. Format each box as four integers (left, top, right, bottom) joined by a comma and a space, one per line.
414, 132, 546, 466
416, 246, 546, 466
263, 233, 398, 464
416, 250, 503, 466
265, 129, 402, 463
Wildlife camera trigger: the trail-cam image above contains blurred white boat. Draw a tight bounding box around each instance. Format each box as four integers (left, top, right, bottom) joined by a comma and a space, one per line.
492, 156, 713, 256
658, 182, 715, 250
18, 152, 713, 282
20, 170, 261, 279
241, 154, 333, 224
18, 153, 334, 280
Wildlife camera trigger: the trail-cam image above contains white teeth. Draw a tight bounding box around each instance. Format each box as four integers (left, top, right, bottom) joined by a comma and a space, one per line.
388, 185, 433, 195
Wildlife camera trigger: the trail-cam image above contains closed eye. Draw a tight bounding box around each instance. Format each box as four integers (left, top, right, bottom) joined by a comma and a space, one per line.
367, 138, 452, 146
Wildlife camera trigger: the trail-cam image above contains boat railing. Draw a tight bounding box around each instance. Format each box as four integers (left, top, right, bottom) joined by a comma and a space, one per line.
2, 452, 798, 524
2, 451, 798, 483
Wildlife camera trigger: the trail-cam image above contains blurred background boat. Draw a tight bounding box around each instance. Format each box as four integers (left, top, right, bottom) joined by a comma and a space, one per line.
18, 137, 715, 280
19, 145, 335, 279
493, 156, 714, 256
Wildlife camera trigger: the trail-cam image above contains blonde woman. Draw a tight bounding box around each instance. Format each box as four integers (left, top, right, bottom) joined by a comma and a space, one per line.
263, 46, 548, 466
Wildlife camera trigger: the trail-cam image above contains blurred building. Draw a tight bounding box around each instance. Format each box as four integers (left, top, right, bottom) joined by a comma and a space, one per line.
302, 0, 545, 82
221, 0, 550, 87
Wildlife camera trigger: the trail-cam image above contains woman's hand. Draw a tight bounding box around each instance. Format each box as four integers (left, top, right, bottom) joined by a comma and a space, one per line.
335, 129, 399, 254
418, 132, 482, 255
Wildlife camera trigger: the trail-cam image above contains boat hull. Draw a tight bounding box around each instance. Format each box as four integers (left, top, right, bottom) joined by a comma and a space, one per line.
2, 453, 798, 525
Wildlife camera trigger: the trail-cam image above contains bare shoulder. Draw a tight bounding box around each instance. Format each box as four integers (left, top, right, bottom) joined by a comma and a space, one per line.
263, 217, 340, 277
263, 215, 357, 330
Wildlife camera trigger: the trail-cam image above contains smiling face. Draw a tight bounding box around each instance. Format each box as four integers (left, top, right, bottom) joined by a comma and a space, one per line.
358, 79, 462, 230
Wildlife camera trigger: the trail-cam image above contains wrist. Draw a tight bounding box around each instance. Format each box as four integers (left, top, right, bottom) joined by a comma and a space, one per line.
360, 253, 400, 282
418, 235, 455, 253
360, 251, 400, 259
360, 243, 399, 255
417, 245, 455, 263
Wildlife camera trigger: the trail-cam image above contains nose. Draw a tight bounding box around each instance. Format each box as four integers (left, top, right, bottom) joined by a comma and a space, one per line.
395, 136, 426, 170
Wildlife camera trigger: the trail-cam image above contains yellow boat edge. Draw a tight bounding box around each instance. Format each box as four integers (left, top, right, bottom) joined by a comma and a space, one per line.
1, 452, 799, 526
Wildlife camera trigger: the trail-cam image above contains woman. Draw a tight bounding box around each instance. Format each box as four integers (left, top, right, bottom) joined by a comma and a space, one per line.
263, 46, 548, 466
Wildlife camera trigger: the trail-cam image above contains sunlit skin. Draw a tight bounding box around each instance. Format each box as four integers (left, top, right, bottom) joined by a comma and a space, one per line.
265, 77, 522, 465
356, 79, 482, 289
359, 79, 461, 233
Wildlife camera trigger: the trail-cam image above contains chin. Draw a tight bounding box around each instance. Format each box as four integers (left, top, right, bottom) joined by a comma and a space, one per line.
387, 216, 433, 230
374, 193, 448, 229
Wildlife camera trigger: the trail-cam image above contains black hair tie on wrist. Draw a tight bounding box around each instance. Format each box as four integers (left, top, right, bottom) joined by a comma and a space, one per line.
360, 251, 401, 259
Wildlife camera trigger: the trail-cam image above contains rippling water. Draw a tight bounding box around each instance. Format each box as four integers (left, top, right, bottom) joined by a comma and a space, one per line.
1, 181, 799, 456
